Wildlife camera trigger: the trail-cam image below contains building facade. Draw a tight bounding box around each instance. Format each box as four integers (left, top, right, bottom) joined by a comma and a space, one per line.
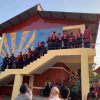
0, 4, 99, 100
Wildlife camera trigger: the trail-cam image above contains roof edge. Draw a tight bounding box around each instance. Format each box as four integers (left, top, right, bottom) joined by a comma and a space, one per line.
37, 3, 44, 11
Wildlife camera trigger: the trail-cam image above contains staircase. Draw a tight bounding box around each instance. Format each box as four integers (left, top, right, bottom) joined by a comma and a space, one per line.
0, 48, 93, 85
0, 50, 56, 85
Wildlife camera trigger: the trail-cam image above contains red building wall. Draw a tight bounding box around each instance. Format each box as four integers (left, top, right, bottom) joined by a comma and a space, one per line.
23, 76, 30, 85
34, 68, 68, 87
0, 76, 29, 96
2, 15, 86, 34
33, 63, 70, 95
0, 86, 13, 96
0, 63, 71, 96
33, 68, 69, 95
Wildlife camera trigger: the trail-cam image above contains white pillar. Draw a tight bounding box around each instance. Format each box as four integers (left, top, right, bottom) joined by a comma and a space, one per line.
29, 75, 34, 91
11, 74, 23, 100
81, 51, 89, 100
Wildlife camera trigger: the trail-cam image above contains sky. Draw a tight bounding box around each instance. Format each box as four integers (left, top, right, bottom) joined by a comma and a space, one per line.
0, 0, 100, 23
0, 0, 100, 67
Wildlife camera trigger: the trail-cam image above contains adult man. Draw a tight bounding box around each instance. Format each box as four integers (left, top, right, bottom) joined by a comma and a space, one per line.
15, 84, 32, 100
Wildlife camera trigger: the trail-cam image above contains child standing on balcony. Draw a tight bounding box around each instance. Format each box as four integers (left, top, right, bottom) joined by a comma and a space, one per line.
84, 25, 91, 48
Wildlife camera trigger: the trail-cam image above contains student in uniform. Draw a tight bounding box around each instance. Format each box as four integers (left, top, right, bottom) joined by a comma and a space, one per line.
76, 29, 83, 48
47, 36, 51, 50
23, 54, 28, 66
84, 25, 91, 48
35, 45, 40, 59
57, 33, 62, 49
41, 41, 46, 56
17, 52, 24, 68
68, 33, 75, 48
27, 48, 32, 63
50, 31, 57, 50
1, 54, 10, 71
9, 53, 16, 69
38, 41, 44, 56
32, 48, 39, 61
62, 31, 69, 49
31, 48, 36, 61
37, 42, 42, 58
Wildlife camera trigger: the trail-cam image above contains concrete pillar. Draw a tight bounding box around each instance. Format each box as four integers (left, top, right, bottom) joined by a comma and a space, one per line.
11, 74, 23, 100
81, 51, 89, 100
29, 75, 34, 91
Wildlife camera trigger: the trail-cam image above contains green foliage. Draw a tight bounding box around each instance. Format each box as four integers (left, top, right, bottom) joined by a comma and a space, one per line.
90, 73, 100, 83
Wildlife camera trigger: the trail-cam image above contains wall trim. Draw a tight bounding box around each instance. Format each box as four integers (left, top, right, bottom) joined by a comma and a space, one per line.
33, 86, 44, 89
50, 67, 75, 76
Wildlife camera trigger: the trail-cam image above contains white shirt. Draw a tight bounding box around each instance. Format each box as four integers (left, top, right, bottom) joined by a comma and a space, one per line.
15, 88, 32, 100
48, 96, 60, 100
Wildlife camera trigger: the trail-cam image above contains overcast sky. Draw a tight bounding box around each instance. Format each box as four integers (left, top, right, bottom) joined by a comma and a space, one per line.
0, 0, 100, 66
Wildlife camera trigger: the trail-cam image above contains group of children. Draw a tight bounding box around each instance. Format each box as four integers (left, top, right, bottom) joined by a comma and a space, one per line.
47, 26, 91, 50
0, 26, 91, 71
1, 46, 47, 71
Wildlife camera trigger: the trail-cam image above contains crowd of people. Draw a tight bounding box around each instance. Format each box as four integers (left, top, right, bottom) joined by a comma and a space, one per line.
7, 78, 99, 100
43, 75, 81, 100
46, 25, 91, 49
0, 25, 92, 71
87, 80, 100, 100
43, 77, 100, 100
1, 45, 47, 71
